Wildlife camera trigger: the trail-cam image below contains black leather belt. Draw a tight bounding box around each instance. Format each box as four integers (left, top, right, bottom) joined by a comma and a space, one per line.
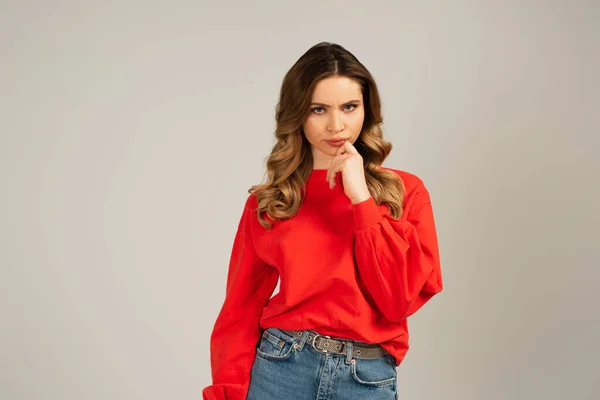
281, 329, 388, 360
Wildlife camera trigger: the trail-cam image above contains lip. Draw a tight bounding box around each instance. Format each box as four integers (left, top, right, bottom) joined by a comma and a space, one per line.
326, 138, 347, 147
325, 138, 348, 143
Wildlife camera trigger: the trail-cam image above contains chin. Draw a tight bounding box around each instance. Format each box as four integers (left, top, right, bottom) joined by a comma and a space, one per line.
323, 147, 338, 156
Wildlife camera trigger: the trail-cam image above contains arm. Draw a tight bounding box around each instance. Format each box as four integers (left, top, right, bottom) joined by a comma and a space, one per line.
202, 195, 279, 400
352, 183, 443, 322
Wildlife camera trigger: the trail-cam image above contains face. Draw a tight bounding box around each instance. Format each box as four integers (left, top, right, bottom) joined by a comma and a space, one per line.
302, 76, 365, 169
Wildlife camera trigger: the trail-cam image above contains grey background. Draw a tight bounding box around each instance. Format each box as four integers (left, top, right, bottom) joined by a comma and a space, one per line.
1, 1, 598, 399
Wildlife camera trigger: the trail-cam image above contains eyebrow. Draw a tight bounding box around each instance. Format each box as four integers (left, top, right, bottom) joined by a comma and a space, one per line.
310, 99, 362, 107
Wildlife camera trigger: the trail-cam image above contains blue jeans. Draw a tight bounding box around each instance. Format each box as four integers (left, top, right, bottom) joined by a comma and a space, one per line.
247, 327, 398, 400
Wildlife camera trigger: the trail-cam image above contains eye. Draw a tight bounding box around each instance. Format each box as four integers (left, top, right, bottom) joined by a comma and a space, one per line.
311, 107, 325, 114
344, 104, 357, 111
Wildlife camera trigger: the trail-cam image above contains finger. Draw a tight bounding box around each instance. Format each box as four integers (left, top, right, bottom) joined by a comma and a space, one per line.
335, 140, 350, 157
328, 155, 350, 187
340, 140, 359, 154
327, 158, 338, 188
326, 153, 346, 183
326, 156, 335, 183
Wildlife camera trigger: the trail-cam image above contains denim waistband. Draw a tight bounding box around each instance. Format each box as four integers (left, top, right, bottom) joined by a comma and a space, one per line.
265, 327, 389, 362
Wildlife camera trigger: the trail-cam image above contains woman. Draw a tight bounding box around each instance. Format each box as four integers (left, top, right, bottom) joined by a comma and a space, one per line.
202, 42, 443, 400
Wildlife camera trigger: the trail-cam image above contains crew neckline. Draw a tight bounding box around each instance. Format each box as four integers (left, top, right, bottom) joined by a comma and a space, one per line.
307, 168, 342, 183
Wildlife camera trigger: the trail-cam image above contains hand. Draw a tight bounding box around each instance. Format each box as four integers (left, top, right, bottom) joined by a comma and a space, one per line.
326, 141, 371, 204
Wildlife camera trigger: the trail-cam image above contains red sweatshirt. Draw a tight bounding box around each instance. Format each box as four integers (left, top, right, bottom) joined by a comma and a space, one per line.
202, 167, 443, 400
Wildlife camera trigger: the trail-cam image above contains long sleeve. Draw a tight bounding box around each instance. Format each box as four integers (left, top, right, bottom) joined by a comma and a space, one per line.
202, 195, 279, 400
351, 183, 443, 323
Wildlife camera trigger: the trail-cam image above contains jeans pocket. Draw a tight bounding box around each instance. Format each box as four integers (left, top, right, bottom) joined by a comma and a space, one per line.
350, 354, 397, 388
255, 328, 297, 361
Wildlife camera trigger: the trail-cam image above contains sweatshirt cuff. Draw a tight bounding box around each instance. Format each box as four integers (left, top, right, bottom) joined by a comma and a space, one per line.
352, 196, 384, 230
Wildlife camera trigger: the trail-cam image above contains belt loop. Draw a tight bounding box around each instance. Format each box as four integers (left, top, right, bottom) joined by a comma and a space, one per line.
296, 330, 310, 351
345, 341, 353, 364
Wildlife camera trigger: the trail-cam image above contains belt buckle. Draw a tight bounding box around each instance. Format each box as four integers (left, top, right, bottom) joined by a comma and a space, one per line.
311, 333, 332, 353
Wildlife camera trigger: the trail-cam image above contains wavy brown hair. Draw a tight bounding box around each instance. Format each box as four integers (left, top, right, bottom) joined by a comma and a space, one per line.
249, 42, 405, 229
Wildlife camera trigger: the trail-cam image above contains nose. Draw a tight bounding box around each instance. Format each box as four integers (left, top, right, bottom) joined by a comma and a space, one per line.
327, 111, 344, 132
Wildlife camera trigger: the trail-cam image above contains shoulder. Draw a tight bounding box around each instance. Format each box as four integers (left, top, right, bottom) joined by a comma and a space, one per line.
243, 190, 269, 222
379, 166, 426, 194
379, 166, 432, 211
243, 191, 260, 211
